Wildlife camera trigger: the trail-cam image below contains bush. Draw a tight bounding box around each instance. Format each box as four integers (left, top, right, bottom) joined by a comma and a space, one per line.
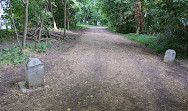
157, 33, 188, 59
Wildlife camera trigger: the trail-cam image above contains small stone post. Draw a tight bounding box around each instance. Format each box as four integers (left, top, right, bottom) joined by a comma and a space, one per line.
25, 58, 44, 88
164, 49, 176, 63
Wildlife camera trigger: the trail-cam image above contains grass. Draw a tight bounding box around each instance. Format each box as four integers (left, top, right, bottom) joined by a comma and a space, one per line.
77, 24, 95, 28
122, 33, 188, 59
69, 24, 96, 31
123, 33, 158, 49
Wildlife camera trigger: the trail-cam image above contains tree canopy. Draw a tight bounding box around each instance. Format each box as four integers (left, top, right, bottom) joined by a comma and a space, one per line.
1, 0, 187, 34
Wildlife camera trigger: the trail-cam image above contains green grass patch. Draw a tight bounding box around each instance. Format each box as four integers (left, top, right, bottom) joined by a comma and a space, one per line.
124, 33, 158, 48
77, 24, 95, 28
59, 24, 96, 31
69, 24, 96, 31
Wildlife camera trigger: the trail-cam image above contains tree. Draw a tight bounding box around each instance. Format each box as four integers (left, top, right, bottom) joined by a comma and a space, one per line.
63, 0, 67, 40
135, 0, 144, 35
99, 0, 136, 33
22, 0, 29, 48
48, 0, 58, 30
39, 3, 47, 41
67, 2, 70, 30
8, 0, 22, 51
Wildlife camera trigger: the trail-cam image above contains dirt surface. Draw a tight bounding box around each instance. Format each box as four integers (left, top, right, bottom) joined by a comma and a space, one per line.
0, 27, 188, 111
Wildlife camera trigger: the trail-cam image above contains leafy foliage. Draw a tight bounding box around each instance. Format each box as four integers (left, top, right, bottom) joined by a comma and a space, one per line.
53, 0, 103, 28
0, 30, 15, 43
0, 45, 26, 67
98, 0, 136, 33
2, 0, 52, 30
0, 42, 51, 68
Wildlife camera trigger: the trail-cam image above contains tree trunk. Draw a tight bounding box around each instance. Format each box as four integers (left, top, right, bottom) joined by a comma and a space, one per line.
23, 0, 29, 48
8, 0, 22, 51
67, 8, 70, 31
48, 0, 58, 30
135, 0, 144, 35
75, 21, 77, 30
62, 0, 67, 40
186, 25, 188, 33
39, 6, 47, 41
136, 23, 141, 35
67, 18, 70, 31
73, 15, 77, 30
94, 21, 97, 26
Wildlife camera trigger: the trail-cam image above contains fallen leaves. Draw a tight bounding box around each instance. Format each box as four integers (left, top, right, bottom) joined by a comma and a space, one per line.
184, 100, 186, 103
47, 104, 50, 108
67, 108, 71, 111
90, 95, 94, 98
147, 78, 151, 82
15, 94, 24, 96
78, 102, 81, 105
37, 103, 41, 106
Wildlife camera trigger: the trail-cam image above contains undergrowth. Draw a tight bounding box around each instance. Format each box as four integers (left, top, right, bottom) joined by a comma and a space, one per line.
0, 45, 25, 68
123, 33, 188, 59
0, 42, 51, 68
70, 26, 82, 31
0, 30, 15, 43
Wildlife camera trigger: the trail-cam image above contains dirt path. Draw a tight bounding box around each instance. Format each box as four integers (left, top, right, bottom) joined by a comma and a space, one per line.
0, 27, 188, 111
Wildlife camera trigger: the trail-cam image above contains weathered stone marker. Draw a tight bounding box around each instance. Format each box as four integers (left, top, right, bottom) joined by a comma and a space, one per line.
25, 58, 44, 88
164, 49, 176, 63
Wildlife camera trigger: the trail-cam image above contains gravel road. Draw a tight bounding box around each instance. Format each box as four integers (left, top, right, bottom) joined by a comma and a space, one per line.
0, 27, 188, 111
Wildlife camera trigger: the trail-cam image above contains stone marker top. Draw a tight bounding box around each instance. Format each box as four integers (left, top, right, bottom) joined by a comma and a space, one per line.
164, 49, 176, 63
166, 49, 176, 53
26, 58, 43, 67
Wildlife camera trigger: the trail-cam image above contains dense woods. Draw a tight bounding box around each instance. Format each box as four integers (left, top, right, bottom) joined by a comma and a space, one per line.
0, 0, 188, 60
1, 0, 187, 35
